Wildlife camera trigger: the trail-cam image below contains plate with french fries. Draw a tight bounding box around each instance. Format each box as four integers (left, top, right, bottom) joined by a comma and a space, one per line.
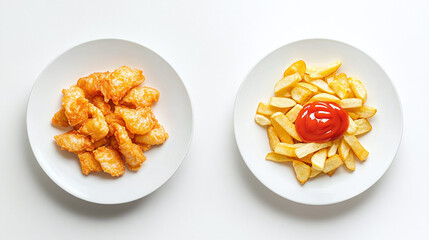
27, 39, 193, 204
234, 39, 403, 205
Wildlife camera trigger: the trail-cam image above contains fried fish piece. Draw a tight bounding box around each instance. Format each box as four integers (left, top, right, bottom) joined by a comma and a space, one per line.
78, 103, 109, 142
90, 95, 111, 115
137, 143, 152, 152
77, 71, 109, 98
54, 130, 94, 153
93, 137, 108, 148
121, 87, 160, 108
77, 152, 102, 175
98, 66, 145, 104
113, 123, 146, 171
93, 146, 125, 177
52, 107, 69, 127
62, 85, 89, 126
115, 106, 156, 135
134, 123, 168, 145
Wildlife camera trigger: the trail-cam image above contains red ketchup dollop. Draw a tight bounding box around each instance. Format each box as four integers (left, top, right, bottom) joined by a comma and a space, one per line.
295, 101, 349, 143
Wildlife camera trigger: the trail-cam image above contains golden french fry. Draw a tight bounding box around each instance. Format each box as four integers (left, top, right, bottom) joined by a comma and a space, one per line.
348, 111, 359, 120
311, 148, 328, 171
291, 86, 313, 104
348, 77, 367, 103
296, 82, 318, 93
323, 154, 343, 173
327, 169, 336, 176
267, 126, 280, 151
328, 139, 340, 157
354, 119, 372, 135
284, 60, 306, 77
255, 114, 271, 126
343, 134, 369, 161
309, 60, 342, 78
310, 79, 335, 94
265, 152, 294, 162
338, 138, 351, 160
274, 142, 298, 157
275, 73, 301, 96
309, 167, 322, 178
329, 80, 351, 99
269, 97, 296, 108
295, 142, 332, 159
285, 104, 303, 123
271, 112, 302, 141
340, 98, 363, 109
325, 73, 335, 85
307, 93, 340, 104
257, 102, 289, 116
348, 106, 377, 119
271, 113, 294, 144
346, 116, 358, 135
344, 152, 356, 171
293, 161, 311, 184
299, 154, 313, 164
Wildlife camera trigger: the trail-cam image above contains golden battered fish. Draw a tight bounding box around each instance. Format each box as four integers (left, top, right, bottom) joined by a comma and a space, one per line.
134, 123, 169, 145
113, 123, 146, 171
93, 146, 125, 177
52, 107, 69, 127
90, 95, 111, 115
62, 85, 89, 126
115, 106, 156, 135
121, 87, 160, 108
78, 103, 109, 142
77, 152, 102, 175
77, 71, 109, 97
54, 130, 94, 153
98, 66, 145, 104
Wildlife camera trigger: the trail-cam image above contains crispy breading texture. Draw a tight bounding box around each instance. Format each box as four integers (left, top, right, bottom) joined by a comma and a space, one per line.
77, 152, 102, 175
62, 85, 89, 126
113, 123, 146, 171
134, 123, 169, 145
76, 71, 109, 97
121, 87, 160, 108
54, 130, 94, 153
115, 106, 157, 135
78, 103, 109, 142
93, 146, 125, 177
98, 66, 145, 104
52, 108, 69, 127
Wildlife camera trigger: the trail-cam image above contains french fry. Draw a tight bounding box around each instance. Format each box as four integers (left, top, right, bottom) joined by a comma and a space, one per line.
299, 154, 313, 164
348, 106, 377, 119
296, 82, 318, 93
256, 102, 289, 116
285, 104, 303, 123
295, 142, 332, 159
323, 154, 343, 173
327, 169, 336, 176
328, 139, 340, 157
340, 98, 363, 109
325, 73, 335, 85
309, 167, 322, 178
255, 114, 271, 126
271, 112, 302, 141
338, 138, 351, 160
346, 116, 358, 135
275, 73, 301, 96
348, 77, 367, 103
269, 97, 296, 108
307, 93, 340, 104
293, 161, 311, 184
311, 148, 327, 171
267, 126, 280, 151
310, 79, 335, 94
309, 60, 342, 79
348, 111, 359, 120
291, 86, 313, 104
284, 60, 306, 77
275, 142, 298, 157
343, 134, 369, 161
344, 152, 356, 171
271, 113, 294, 144
265, 152, 294, 162
354, 119, 372, 135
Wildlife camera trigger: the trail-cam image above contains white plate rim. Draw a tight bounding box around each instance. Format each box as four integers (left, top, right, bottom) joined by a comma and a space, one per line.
233, 38, 404, 205
26, 38, 194, 204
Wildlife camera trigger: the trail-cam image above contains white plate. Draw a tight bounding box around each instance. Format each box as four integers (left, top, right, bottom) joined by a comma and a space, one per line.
27, 39, 193, 204
234, 39, 403, 205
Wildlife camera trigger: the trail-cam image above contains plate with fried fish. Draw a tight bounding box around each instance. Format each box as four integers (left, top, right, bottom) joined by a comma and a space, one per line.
27, 39, 193, 204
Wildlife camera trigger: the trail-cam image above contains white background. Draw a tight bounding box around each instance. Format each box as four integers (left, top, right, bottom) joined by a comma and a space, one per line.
1, 0, 428, 239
